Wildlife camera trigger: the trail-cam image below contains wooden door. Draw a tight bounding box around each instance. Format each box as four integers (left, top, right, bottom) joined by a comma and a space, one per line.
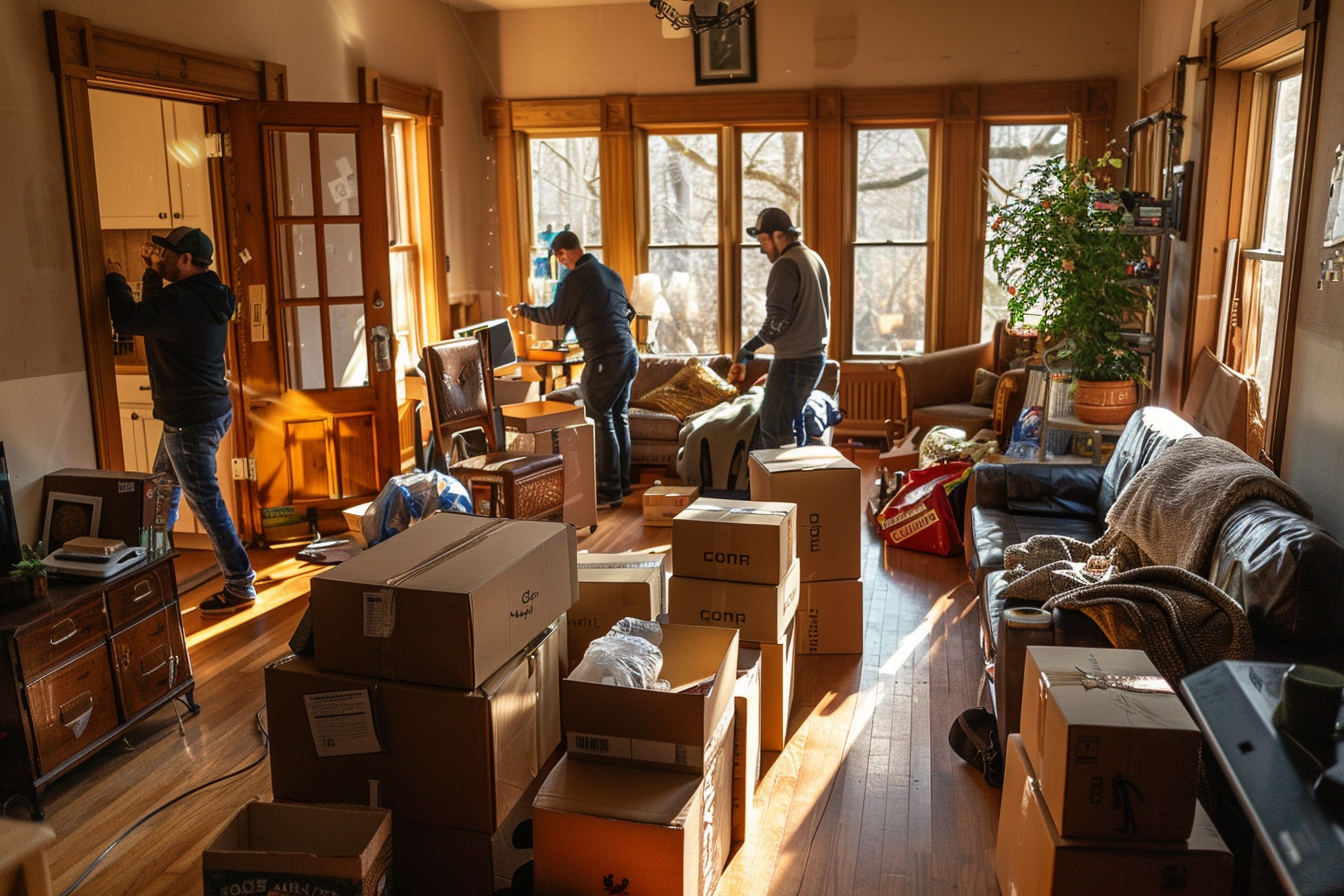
225, 102, 397, 529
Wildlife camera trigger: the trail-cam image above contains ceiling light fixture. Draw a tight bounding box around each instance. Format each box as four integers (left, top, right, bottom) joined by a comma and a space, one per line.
650, 0, 756, 34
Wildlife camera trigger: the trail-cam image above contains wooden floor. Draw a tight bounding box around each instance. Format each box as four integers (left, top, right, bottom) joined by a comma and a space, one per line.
29, 449, 1000, 896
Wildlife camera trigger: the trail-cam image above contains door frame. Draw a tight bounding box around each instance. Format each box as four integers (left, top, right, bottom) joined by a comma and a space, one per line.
45, 10, 287, 541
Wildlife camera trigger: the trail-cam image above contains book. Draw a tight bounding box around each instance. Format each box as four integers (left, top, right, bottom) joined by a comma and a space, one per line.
57, 536, 127, 558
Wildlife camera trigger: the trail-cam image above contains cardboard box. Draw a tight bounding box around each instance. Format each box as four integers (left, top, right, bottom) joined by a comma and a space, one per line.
202, 802, 392, 896
877, 428, 921, 474
533, 742, 732, 896
996, 734, 1232, 896
667, 559, 800, 644
671, 498, 796, 585
40, 468, 168, 552
570, 559, 666, 673
500, 399, 586, 433
507, 421, 597, 530
310, 512, 577, 689
1021, 646, 1201, 842
644, 485, 701, 527
745, 620, 797, 752
576, 551, 668, 615
733, 649, 762, 844
265, 621, 565, 833
494, 376, 541, 405
563, 622, 738, 774
795, 580, 864, 655
747, 447, 861, 581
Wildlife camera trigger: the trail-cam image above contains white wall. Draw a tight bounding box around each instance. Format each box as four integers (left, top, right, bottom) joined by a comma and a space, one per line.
0, 0, 496, 542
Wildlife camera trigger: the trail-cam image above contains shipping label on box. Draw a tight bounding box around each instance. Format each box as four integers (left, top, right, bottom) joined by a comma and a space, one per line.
671, 498, 796, 585
203, 802, 392, 896
745, 620, 797, 752
563, 622, 738, 774
310, 513, 577, 689
733, 650, 762, 844
644, 485, 701, 527
500, 399, 586, 433
996, 734, 1232, 896
748, 447, 861, 581
795, 580, 864, 655
570, 564, 665, 672
1020, 646, 1201, 842
667, 559, 800, 644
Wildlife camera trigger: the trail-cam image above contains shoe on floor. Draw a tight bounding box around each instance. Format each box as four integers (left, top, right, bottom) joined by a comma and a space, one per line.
598, 493, 624, 509
199, 590, 257, 616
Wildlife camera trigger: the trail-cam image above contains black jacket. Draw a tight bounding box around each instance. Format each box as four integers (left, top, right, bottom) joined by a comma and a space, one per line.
518, 254, 635, 361
106, 268, 235, 427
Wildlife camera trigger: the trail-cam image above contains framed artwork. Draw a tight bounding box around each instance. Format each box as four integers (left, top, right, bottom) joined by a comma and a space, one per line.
694, 14, 757, 86
42, 492, 102, 552
1323, 144, 1344, 248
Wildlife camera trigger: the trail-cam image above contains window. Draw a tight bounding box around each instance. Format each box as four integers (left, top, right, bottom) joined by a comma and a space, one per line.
851, 127, 932, 355
981, 122, 1069, 341
383, 118, 424, 371
528, 135, 603, 279
739, 131, 803, 347
646, 132, 720, 354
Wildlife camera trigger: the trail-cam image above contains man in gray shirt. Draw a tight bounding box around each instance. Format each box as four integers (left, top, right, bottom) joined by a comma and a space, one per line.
730, 208, 831, 450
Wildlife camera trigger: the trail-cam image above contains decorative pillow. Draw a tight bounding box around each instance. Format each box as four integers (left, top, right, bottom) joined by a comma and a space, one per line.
630, 357, 740, 420
970, 367, 1000, 407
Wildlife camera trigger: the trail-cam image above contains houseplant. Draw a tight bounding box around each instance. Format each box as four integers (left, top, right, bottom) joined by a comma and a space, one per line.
9, 541, 48, 600
986, 153, 1148, 423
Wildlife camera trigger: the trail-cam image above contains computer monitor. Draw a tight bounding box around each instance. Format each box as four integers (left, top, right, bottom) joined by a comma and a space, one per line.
453, 318, 518, 370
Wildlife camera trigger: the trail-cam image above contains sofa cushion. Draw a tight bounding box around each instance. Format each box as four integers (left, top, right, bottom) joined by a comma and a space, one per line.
628, 407, 684, 444
970, 368, 1000, 406
631, 357, 739, 419
968, 505, 1102, 588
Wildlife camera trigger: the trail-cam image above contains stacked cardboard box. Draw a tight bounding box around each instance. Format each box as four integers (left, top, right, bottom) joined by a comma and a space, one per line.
995, 646, 1233, 896
749, 447, 864, 657
669, 497, 799, 752
643, 483, 701, 527
502, 400, 596, 530
265, 512, 579, 894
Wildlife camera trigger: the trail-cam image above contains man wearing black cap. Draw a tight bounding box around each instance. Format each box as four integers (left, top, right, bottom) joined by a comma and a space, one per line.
105, 226, 257, 615
731, 207, 831, 450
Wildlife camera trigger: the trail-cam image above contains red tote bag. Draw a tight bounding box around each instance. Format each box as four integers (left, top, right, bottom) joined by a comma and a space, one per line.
874, 462, 973, 556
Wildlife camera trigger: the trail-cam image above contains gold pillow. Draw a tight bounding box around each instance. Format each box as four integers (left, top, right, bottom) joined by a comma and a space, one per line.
630, 357, 740, 420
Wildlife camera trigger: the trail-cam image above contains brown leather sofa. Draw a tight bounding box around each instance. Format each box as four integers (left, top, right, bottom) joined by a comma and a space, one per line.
547, 354, 841, 469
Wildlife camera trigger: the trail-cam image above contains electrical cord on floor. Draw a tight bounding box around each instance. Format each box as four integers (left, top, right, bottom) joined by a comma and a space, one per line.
60, 706, 270, 896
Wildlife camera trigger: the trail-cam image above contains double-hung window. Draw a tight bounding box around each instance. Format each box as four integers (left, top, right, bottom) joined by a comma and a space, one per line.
739, 130, 804, 347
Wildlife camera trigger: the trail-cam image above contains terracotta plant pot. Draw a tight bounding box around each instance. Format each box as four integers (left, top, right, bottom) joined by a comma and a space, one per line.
1073, 379, 1138, 425
29, 575, 47, 600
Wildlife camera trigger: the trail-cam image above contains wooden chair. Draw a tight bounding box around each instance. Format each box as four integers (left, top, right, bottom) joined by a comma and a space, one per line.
421, 335, 565, 521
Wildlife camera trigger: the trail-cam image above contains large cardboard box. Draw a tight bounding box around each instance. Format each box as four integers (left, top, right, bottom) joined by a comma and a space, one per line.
570, 558, 666, 673
507, 421, 597, 530
265, 621, 565, 833
996, 734, 1232, 896
310, 512, 577, 689
745, 620, 797, 752
795, 580, 864, 655
563, 622, 738, 774
733, 649, 762, 844
643, 485, 701, 527
576, 551, 668, 615
671, 498, 796, 585
1021, 646, 1201, 842
533, 742, 732, 896
667, 559, 799, 644
747, 447, 861, 581
493, 376, 541, 405
500, 399, 586, 433
202, 802, 392, 896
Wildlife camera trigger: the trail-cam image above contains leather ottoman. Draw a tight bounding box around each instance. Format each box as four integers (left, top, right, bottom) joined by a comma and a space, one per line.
452, 452, 565, 522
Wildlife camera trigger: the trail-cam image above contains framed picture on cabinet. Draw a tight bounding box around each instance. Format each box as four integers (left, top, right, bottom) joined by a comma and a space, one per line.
694, 14, 757, 86
42, 492, 102, 553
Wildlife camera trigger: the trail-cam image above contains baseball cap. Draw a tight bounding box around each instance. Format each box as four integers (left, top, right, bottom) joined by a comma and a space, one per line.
152, 226, 214, 265
746, 207, 799, 237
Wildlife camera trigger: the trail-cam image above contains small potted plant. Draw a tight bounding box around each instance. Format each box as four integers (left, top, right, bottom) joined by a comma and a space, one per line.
9, 542, 48, 600
986, 152, 1148, 423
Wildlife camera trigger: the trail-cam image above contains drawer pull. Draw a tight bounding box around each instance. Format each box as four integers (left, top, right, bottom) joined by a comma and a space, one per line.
139, 645, 171, 678
50, 618, 79, 646
132, 581, 156, 603
60, 691, 95, 738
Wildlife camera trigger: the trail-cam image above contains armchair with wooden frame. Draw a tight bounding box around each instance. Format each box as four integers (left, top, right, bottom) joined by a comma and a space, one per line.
421, 334, 566, 522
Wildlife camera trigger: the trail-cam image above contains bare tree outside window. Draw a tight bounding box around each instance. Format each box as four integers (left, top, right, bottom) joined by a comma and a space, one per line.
647, 133, 720, 353
529, 136, 602, 282
740, 131, 803, 347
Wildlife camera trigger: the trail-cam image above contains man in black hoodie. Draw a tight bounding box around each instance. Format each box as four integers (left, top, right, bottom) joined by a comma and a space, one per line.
105, 226, 256, 615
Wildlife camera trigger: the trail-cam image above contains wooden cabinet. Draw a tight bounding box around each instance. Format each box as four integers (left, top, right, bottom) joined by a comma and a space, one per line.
89, 90, 212, 233
0, 554, 195, 818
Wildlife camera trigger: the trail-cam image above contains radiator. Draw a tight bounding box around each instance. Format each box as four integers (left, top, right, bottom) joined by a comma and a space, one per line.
835, 363, 902, 440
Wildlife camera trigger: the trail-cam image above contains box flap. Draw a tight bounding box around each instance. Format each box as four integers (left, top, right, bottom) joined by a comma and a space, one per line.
203, 801, 391, 878
534, 755, 700, 826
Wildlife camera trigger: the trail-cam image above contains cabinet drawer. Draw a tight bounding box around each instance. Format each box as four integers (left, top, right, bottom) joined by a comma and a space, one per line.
14, 597, 109, 679
26, 645, 118, 776
106, 563, 175, 630
110, 607, 190, 719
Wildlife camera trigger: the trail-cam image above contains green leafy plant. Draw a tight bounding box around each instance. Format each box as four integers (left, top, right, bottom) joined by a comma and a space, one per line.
986, 153, 1148, 383
9, 542, 47, 579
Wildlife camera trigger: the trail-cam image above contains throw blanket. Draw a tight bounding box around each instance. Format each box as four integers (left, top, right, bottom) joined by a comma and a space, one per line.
677, 390, 763, 489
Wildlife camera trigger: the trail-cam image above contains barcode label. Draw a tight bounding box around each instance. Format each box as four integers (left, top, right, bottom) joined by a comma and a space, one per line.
576, 735, 609, 753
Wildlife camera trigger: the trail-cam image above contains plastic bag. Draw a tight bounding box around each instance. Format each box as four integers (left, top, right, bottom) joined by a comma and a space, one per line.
569, 629, 666, 688
874, 461, 973, 556
361, 470, 473, 547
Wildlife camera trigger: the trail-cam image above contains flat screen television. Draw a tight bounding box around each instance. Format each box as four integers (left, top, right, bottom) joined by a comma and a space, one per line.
453, 318, 518, 370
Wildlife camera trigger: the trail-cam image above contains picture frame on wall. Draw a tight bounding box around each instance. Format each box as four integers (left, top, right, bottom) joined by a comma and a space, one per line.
694, 14, 757, 86
1323, 144, 1344, 248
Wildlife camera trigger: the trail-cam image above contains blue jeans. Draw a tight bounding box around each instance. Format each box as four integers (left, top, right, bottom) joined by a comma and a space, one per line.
582, 348, 639, 501
754, 355, 826, 451
154, 409, 256, 598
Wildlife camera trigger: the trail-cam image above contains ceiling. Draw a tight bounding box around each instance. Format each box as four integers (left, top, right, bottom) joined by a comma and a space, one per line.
444, 0, 649, 12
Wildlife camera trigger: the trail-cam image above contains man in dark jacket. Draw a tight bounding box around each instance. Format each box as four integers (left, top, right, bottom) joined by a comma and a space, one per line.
105, 226, 256, 615
510, 231, 639, 508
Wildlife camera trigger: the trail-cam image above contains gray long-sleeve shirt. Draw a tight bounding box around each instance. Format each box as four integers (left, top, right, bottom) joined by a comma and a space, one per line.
739, 240, 831, 361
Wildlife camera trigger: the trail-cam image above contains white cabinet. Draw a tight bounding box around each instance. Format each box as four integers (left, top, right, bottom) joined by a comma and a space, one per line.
89, 91, 212, 233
